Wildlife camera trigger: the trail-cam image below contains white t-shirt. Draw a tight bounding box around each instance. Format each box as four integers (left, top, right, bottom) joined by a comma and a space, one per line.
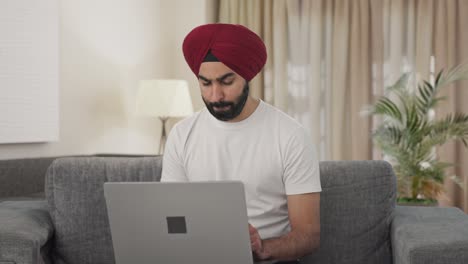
161, 100, 321, 240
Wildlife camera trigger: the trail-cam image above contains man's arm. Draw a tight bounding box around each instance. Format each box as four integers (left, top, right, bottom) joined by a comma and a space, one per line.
250, 192, 320, 262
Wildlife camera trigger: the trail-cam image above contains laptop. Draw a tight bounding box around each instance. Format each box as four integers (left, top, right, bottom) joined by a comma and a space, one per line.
104, 181, 254, 264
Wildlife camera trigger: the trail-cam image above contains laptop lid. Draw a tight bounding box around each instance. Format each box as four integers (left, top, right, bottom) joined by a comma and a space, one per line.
104, 181, 253, 264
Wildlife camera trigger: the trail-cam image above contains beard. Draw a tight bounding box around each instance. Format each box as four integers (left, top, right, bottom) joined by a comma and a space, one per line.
203, 82, 249, 121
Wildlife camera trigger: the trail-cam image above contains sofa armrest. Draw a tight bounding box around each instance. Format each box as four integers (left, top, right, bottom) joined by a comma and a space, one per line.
0, 200, 53, 264
391, 205, 468, 264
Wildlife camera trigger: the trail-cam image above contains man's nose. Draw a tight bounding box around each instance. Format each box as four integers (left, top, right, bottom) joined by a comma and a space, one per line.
210, 82, 224, 101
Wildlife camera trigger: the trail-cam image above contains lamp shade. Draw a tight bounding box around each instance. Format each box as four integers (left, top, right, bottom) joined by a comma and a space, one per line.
136, 79, 193, 117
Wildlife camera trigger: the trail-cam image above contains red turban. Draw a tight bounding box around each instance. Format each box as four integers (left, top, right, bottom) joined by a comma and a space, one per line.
182, 23, 267, 82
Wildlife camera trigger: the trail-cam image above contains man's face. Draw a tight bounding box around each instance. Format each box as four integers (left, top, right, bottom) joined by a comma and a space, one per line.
198, 62, 249, 121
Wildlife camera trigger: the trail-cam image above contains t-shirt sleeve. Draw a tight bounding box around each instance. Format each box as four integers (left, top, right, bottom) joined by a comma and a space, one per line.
161, 125, 188, 182
283, 127, 321, 195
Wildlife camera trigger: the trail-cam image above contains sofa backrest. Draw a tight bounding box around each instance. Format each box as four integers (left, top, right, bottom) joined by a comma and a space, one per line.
46, 158, 395, 264
0, 157, 57, 198
302, 160, 396, 264
45, 157, 162, 264
0, 154, 155, 200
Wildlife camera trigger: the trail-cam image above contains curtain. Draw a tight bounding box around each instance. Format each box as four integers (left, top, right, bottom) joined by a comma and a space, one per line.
432, 0, 468, 211
218, 0, 375, 161
383, 0, 468, 211
217, 0, 468, 212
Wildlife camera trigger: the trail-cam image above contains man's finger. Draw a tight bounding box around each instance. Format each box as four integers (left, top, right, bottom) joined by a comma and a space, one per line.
248, 223, 263, 255
251, 240, 261, 251
249, 224, 257, 235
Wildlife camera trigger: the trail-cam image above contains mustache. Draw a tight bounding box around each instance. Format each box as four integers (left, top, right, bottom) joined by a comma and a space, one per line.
208, 101, 234, 108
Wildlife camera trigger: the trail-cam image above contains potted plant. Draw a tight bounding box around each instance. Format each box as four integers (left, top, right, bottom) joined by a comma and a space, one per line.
364, 64, 468, 205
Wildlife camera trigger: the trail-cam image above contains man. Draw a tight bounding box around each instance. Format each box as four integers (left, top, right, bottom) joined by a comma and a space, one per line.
161, 23, 321, 264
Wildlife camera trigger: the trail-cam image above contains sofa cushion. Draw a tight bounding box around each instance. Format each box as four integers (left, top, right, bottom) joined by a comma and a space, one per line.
302, 160, 396, 264
45, 157, 162, 264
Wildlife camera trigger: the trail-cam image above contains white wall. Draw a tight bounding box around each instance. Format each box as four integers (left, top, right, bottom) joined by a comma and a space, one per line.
0, 0, 215, 159
0, 0, 59, 144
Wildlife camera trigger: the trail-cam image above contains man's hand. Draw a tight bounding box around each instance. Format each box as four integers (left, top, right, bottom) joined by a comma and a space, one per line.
251, 193, 320, 262
249, 223, 270, 261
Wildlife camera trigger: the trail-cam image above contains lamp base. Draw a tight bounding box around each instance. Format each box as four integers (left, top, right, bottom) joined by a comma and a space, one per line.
159, 116, 169, 155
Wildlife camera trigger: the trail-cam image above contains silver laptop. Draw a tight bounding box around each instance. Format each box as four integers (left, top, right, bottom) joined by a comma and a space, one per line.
104, 181, 253, 264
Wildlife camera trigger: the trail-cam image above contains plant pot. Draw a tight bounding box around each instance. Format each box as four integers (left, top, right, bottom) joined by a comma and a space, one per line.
397, 197, 438, 207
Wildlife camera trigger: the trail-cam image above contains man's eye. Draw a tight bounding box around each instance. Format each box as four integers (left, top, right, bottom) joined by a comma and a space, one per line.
222, 81, 233, 85
202, 82, 211, 86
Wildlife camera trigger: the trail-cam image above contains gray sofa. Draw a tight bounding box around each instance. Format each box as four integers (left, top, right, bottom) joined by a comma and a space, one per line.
1, 156, 467, 264
0, 157, 58, 201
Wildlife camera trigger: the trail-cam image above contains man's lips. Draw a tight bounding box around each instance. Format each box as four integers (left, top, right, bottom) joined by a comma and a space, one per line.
213, 105, 231, 111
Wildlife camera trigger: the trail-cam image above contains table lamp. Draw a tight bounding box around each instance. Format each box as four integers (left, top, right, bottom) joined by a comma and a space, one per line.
136, 79, 193, 154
